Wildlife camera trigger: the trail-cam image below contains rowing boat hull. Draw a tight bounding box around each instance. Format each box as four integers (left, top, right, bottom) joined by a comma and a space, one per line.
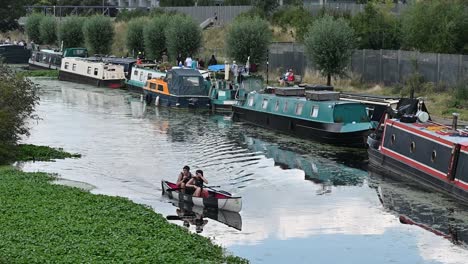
161, 180, 242, 213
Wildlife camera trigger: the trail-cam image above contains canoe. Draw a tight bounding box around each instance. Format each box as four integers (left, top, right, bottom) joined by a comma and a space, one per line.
161, 180, 242, 213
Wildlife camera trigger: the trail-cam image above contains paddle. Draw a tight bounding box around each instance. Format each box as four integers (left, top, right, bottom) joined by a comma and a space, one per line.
203, 185, 232, 196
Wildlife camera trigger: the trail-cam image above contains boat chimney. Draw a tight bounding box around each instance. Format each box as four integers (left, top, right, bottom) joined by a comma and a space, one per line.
452, 113, 459, 130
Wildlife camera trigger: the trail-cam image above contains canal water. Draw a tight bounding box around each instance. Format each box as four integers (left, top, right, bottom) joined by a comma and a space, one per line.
20, 78, 468, 264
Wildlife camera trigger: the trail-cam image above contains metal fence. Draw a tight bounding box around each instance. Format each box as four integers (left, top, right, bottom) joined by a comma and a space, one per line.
302, 3, 407, 16
159, 6, 252, 25
268, 43, 468, 86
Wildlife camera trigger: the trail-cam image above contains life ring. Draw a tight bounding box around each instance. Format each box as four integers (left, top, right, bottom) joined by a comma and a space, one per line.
155, 96, 160, 106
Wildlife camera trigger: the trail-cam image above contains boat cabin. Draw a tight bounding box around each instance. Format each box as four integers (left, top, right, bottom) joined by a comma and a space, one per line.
0, 44, 31, 64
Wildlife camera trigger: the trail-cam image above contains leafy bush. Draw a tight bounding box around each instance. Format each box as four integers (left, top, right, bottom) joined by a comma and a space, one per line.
271, 6, 314, 42
0, 64, 39, 164
39, 16, 57, 45
304, 15, 356, 86
144, 15, 169, 60
25, 13, 44, 43
450, 81, 468, 109
126, 17, 148, 57
401, 0, 468, 54
83, 15, 114, 55
226, 16, 272, 66
350, 2, 401, 50
166, 15, 201, 60
58, 16, 85, 49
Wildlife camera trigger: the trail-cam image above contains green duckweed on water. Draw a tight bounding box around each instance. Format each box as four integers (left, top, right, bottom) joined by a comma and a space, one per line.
15, 144, 81, 162
16, 69, 59, 78
0, 145, 247, 263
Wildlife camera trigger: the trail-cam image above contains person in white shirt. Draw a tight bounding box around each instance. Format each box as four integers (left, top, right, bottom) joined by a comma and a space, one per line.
185, 56, 193, 68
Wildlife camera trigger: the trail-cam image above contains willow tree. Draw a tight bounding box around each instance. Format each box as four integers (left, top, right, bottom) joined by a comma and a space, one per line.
58, 16, 85, 49
165, 15, 201, 60
304, 15, 356, 86
226, 16, 271, 66
39, 16, 57, 45
25, 13, 44, 43
144, 15, 169, 60
126, 17, 148, 57
83, 15, 114, 55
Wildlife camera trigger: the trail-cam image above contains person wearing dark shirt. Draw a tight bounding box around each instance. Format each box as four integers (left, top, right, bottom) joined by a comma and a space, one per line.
186, 170, 208, 197
208, 54, 218, 66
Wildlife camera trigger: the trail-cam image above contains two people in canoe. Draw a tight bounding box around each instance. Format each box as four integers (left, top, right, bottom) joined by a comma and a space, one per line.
176, 165, 209, 197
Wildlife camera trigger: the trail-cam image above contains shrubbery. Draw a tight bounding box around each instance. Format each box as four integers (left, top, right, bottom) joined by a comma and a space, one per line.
83, 15, 114, 55
304, 15, 355, 86
226, 16, 271, 66
126, 17, 148, 57
165, 15, 201, 60
0, 64, 39, 164
58, 16, 85, 49
271, 6, 314, 42
144, 15, 169, 60
25, 13, 44, 43
39, 16, 57, 45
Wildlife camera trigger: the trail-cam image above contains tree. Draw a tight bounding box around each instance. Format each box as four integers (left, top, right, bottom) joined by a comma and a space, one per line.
58, 16, 85, 49
350, 2, 400, 50
144, 15, 169, 60
165, 15, 201, 60
25, 14, 44, 43
83, 15, 114, 55
39, 16, 57, 45
303, 15, 356, 86
0, 64, 39, 164
0, 0, 28, 32
226, 16, 271, 66
126, 17, 147, 57
401, 0, 468, 54
253, 0, 279, 15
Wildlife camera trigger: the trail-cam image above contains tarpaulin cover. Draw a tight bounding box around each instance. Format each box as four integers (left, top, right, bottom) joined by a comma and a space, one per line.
168, 68, 208, 96
208, 64, 226, 72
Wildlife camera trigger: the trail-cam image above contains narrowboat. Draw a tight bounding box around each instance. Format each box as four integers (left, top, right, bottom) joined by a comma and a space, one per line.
143, 68, 210, 108
167, 201, 242, 231
232, 87, 372, 147
100, 57, 136, 79
161, 180, 242, 213
125, 64, 166, 94
0, 44, 31, 64
367, 98, 468, 203
29, 48, 88, 70
58, 57, 125, 88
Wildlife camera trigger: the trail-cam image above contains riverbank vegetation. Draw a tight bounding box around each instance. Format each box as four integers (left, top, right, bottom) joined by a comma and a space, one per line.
0, 166, 246, 263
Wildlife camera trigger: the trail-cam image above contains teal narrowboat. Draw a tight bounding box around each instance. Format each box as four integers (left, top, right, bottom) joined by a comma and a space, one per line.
0, 44, 31, 64
125, 64, 166, 94
232, 87, 372, 147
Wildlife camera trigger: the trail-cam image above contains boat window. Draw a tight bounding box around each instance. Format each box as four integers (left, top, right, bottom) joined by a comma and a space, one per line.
410, 142, 416, 153
275, 100, 280, 111
72, 64, 76, 71
133, 69, 138, 76
139, 71, 144, 81
295, 103, 304, 115
150, 83, 156, 90
147, 73, 152, 80
431, 150, 437, 162
183, 77, 200, 87
262, 98, 268, 109
87, 67, 91, 74
64, 62, 69, 69
94, 68, 98, 76
391, 134, 396, 145
157, 84, 164, 91
311, 105, 319, 118
283, 101, 288, 112
248, 96, 254, 106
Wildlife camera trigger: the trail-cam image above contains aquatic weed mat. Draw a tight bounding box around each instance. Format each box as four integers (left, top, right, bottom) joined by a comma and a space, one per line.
0, 167, 247, 263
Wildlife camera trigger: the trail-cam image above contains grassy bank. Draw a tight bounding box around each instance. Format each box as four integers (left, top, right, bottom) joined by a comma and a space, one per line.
16, 70, 59, 78
0, 146, 247, 263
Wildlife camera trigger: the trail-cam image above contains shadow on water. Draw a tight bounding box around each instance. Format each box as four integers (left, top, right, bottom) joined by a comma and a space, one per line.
368, 171, 468, 247
166, 201, 242, 233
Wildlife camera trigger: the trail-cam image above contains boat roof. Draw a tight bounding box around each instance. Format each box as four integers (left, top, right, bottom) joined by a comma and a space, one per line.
170, 68, 203, 77
388, 119, 468, 147
38, 49, 61, 54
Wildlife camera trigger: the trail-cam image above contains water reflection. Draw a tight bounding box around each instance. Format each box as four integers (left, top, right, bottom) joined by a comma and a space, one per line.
369, 171, 468, 247
166, 201, 242, 233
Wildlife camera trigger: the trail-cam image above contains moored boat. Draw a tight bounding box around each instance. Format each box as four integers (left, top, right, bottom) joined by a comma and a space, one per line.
367, 98, 468, 203
125, 64, 166, 94
143, 68, 210, 108
0, 44, 31, 64
28, 47, 87, 70
161, 180, 242, 213
232, 87, 372, 147
58, 57, 125, 88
